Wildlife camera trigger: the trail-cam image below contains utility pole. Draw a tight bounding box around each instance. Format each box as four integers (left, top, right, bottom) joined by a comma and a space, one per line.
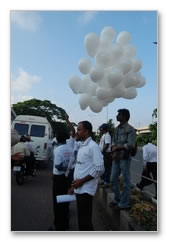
106, 104, 108, 122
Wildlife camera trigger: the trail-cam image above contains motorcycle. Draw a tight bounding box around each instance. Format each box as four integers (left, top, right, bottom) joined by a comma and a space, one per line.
13, 159, 28, 185
13, 146, 39, 185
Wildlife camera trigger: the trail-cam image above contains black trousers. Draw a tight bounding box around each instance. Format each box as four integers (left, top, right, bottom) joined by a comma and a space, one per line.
52, 174, 70, 230
138, 162, 157, 196
76, 193, 94, 231
102, 152, 112, 183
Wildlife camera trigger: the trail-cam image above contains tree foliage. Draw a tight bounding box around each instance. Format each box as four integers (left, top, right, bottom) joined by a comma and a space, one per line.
13, 99, 67, 123
136, 108, 157, 146
12, 99, 69, 135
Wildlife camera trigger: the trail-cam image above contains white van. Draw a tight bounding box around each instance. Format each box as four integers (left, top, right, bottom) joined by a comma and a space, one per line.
11, 115, 53, 163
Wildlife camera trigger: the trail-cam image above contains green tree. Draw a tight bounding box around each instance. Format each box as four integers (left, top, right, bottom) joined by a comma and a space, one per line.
12, 99, 66, 123
12, 99, 71, 135
107, 119, 115, 137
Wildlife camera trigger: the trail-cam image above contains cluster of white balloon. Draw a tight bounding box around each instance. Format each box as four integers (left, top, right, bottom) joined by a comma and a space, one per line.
68, 26, 146, 113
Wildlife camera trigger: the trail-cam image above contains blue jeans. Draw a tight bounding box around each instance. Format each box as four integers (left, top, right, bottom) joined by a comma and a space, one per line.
111, 158, 131, 207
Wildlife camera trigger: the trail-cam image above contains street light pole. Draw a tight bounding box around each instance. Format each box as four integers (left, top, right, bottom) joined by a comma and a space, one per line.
106, 104, 108, 122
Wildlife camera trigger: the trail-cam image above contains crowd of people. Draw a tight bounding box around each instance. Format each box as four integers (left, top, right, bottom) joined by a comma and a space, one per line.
49, 108, 157, 231
11, 108, 157, 231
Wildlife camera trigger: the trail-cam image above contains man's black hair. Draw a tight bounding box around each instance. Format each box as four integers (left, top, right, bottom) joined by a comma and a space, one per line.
118, 109, 130, 121
79, 121, 93, 135
56, 129, 70, 144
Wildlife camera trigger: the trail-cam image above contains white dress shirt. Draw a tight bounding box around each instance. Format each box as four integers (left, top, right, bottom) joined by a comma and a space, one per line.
74, 137, 104, 196
143, 143, 157, 165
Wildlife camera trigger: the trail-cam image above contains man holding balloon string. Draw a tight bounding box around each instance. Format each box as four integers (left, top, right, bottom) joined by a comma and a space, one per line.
110, 109, 136, 209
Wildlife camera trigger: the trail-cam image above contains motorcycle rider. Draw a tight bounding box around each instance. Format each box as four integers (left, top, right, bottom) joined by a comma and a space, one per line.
11, 136, 30, 170
11, 135, 29, 159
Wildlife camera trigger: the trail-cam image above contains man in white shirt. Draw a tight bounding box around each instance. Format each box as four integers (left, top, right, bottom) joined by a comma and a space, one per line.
68, 121, 104, 231
51, 128, 74, 231
99, 123, 112, 187
136, 141, 157, 199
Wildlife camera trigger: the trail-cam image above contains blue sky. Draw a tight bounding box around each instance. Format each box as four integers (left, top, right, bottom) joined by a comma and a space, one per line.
11, 11, 157, 131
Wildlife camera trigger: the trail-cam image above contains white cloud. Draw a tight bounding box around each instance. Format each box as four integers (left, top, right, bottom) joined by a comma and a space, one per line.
78, 11, 97, 25
11, 95, 34, 105
11, 11, 42, 31
11, 68, 41, 93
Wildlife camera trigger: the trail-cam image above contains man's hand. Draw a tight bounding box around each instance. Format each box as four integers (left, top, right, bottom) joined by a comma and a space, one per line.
68, 187, 74, 195
71, 179, 84, 189
144, 165, 147, 171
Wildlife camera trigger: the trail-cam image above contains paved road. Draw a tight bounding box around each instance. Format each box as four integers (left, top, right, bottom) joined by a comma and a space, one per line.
11, 165, 112, 231
11, 149, 156, 232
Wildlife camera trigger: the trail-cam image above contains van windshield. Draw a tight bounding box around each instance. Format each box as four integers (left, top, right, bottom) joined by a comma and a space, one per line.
14, 123, 29, 136
30, 125, 45, 137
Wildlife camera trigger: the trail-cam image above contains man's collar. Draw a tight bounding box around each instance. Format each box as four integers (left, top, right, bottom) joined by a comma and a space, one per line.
118, 122, 128, 128
81, 136, 92, 146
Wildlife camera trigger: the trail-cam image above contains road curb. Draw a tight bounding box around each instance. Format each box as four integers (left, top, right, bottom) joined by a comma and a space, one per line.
95, 184, 157, 231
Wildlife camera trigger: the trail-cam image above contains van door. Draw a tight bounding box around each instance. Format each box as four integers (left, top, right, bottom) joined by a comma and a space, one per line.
30, 123, 48, 161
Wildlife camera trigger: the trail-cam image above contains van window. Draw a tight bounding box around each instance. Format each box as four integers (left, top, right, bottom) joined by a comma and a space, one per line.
14, 123, 29, 136
30, 125, 45, 137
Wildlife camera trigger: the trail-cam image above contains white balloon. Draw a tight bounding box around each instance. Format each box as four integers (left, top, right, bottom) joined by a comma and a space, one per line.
123, 44, 137, 57
81, 75, 93, 93
135, 75, 146, 88
123, 73, 138, 88
96, 87, 113, 100
136, 79, 146, 88
102, 96, 115, 106
108, 69, 123, 88
96, 47, 114, 68
123, 87, 137, 99
84, 33, 100, 57
89, 66, 104, 82
116, 31, 131, 45
99, 38, 113, 50
78, 58, 92, 74
131, 58, 142, 72
111, 43, 123, 59
116, 59, 131, 74
89, 96, 103, 113
100, 26, 115, 41
68, 75, 81, 94
112, 83, 126, 98
87, 82, 97, 96
79, 93, 90, 110
98, 76, 110, 88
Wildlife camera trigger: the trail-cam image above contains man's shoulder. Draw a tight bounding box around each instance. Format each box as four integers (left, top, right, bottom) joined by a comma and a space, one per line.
125, 123, 136, 133
89, 139, 99, 148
